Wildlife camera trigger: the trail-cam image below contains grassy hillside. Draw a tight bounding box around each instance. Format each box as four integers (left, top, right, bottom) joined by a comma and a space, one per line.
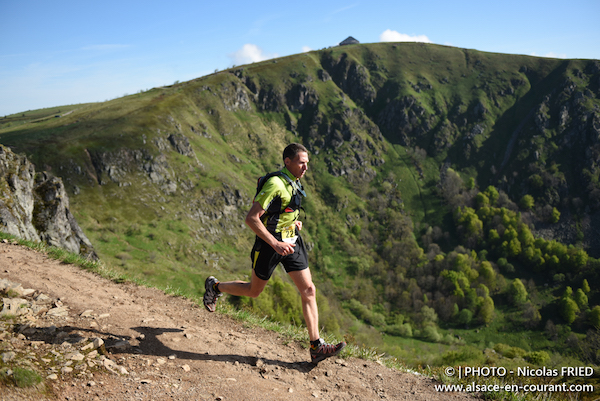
1, 42, 599, 375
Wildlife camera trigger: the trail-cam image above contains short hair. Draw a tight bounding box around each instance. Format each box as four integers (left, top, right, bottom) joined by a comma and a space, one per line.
282, 143, 308, 161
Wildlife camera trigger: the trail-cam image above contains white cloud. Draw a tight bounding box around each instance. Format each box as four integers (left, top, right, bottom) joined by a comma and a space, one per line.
228, 44, 277, 65
302, 46, 312, 53
379, 29, 432, 43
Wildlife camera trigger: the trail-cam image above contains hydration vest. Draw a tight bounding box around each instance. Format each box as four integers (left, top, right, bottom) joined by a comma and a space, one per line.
254, 171, 306, 234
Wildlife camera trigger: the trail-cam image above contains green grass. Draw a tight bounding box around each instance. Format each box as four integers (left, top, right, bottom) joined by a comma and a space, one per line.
0, 367, 42, 388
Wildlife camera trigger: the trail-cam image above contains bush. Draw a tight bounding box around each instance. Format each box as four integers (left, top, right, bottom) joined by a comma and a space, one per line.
399, 323, 413, 337
457, 309, 473, 326
441, 347, 485, 365
494, 343, 527, 359
385, 323, 413, 337
494, 343, 511, 355
504, 346, 527, 359
422, 324, 442, 342
525, 351, 550, 365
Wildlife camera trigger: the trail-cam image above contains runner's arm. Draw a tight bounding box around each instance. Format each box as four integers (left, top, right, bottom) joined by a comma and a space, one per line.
245, 201, 296, 255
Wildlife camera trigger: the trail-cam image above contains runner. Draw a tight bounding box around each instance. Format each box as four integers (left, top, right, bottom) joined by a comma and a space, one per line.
203, 143, 346, 363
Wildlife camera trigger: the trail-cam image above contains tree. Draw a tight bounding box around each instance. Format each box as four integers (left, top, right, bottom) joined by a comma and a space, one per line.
484, 186, 500, 205
568, 247, 588, 271
505, 238, 522, 258
520, 195, 535, 210
479, 262, 496, 290
476, 192, 490, 207
518, 225, 535, 247
574, 288, 588, 309
561, 297, 580, 324
582, 279, 591, 294
590, 306, 600, 328
420, 305, 438, 325
564, 286, 573, 298
509, 278, 528, 305
488, 229, 500, 243
457, 309, 473, 326
478, 296, 495, 324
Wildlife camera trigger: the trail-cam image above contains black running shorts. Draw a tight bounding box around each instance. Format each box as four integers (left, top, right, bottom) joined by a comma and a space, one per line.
250, 235, 309, 280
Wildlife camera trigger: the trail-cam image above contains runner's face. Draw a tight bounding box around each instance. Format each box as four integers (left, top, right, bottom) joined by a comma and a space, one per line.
285, 151, 309, 179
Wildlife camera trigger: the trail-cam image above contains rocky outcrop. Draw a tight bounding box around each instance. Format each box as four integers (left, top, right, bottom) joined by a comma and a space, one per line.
88, 146, 177, 194
321, 53, 376, 108
376, 96, 430, 146
257, 86, 286, 112
0, 145, 96, 258
287, 84, 319, 112
220, 81, 253, 112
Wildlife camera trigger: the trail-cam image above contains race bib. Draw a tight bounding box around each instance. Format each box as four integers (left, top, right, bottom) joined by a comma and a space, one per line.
281, 225, 298, 244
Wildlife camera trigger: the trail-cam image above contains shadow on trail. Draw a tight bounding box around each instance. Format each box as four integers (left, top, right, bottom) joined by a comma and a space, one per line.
128, 326, 317, 374
24, 322, 316, 373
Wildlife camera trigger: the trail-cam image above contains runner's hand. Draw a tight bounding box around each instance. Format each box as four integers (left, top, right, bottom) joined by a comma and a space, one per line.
273, 241, 296, 256
295, 221, 303, 231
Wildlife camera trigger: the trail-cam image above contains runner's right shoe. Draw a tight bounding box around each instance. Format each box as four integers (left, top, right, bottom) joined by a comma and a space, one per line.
310, 339, 346, 363
203, 276, 222, 312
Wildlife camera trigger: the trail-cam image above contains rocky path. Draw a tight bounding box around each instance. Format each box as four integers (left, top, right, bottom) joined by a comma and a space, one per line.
0, 241, 477, 400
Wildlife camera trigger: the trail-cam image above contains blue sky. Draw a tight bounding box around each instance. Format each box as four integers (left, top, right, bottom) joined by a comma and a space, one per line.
1, 0, 599, 116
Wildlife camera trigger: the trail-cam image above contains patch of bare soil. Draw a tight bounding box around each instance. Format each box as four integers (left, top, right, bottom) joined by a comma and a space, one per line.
0, 242, 477, 400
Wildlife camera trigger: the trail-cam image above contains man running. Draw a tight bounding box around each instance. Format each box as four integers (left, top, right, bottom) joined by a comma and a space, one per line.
203, 143, 345, 363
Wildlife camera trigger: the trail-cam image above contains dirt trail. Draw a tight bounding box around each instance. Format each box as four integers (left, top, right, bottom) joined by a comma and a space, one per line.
0, 242, 476, 400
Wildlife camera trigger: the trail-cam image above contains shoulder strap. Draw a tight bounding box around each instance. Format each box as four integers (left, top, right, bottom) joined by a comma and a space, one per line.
255, 171, 287, 199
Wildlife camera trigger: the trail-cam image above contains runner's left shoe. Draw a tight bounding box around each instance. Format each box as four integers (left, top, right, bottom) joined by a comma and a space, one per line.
203, 276, 222, 312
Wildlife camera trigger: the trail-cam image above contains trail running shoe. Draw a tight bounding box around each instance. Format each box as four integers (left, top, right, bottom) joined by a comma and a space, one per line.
310, 340, 346, 363
203, 276, 222, 312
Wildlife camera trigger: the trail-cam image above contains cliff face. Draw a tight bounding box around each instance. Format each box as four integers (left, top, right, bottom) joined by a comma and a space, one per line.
0, 145, 96, 258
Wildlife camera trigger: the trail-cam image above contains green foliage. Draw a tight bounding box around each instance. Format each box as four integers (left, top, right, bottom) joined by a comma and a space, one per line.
422, 324, 442, 343
240, 275, 303, 327
590, 306, 600, 328
524, 350, 550, 365
475, 192, 490, 207
457, 309, 473, 326
385, 322, 413, 337
560, 297, 579, 324
484, 186, 500, 205
508, 278, 528, 305
347, 299, 386, 328
419, 305, 438, 325
582, 279, 591, 294
550, 207, 560, 223
574, 288, 588, 309
441, 347, 485, 365
478, 296, 495, 324
519, 195, 535, 210
494, 343, 527, 359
